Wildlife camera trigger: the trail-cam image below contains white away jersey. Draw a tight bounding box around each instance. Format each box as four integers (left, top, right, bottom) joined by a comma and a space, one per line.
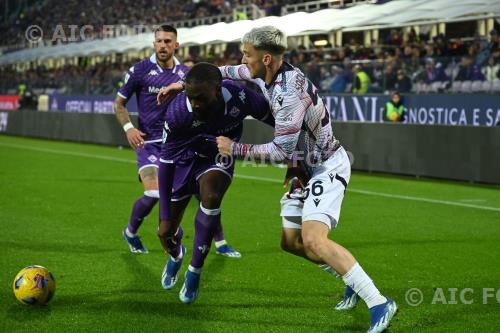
220, 63, 340, 176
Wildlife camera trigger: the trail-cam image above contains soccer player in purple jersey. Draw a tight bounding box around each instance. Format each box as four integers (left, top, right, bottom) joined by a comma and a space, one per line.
157, 63, 274, 303
114, 25, 241, 258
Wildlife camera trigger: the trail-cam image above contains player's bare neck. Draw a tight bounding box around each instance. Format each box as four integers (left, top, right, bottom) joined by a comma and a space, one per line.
157, 57, 174, 70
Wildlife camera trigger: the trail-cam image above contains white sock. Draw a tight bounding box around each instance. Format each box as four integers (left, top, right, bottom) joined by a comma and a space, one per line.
125, 228, 136, 238
171, 247, 184, 262
342, 262, 387, 308
215, 240, 227, 248
319, 264, 341, 278
188, 265, 201, 274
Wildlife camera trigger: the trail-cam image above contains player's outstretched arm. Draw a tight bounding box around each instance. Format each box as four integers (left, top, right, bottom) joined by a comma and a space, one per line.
219, 65, 263, 86
157, 82, 184, 105
114, 95, 146, 150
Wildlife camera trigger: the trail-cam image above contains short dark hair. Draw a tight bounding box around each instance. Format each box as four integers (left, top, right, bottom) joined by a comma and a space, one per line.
185, 62, 222, 86
154, 24, 177, 36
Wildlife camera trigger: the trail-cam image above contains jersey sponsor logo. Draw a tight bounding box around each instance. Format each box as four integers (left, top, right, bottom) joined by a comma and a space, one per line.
148, 69, 159, 76
148, 155, 158, 163
229, 106, 240, 117
148, 86, 161, 94
277, 115, 292, 122
238, 90, 246, 103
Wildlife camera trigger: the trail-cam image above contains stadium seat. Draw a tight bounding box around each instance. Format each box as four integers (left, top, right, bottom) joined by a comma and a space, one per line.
491, 80, 500, 93
450, 81, 462, 93
430, 82, 441, 92
460, 81, 472, 93
471, 81, 483, 93
481, 81, 492, 92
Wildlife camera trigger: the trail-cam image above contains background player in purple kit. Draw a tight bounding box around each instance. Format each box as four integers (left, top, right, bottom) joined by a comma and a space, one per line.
114, 25, 240, 258
157, 63, 274, 303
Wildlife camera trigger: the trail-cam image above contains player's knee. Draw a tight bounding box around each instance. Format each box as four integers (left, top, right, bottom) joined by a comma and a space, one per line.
157, 223, 175, 240
200, 192, 222, 209
301, 230, 321, 253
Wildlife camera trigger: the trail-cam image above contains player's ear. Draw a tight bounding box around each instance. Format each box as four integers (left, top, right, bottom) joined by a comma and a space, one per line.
174, 41, 180, 49
263, 53, 272, 66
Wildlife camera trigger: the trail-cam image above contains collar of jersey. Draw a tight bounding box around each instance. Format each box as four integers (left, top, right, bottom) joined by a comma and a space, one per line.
265, 61, 294, 89
186, 87, 232, 115
149, 54, 181, 73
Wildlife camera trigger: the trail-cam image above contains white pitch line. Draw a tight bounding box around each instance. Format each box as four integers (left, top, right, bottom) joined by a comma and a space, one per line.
0, 142, 135, 164
1, 140, 499, 213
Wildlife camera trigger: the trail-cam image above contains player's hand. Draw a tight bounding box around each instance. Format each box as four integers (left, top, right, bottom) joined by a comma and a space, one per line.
157, 82, 183, 105
283, 162, 308, 188
126, 128, 146, 150
216, 136, 233, 155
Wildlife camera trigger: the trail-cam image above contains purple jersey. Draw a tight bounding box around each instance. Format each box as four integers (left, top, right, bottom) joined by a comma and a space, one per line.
158, 81, 274, 220
160, 80, 274, 164
117, 54, 190, 142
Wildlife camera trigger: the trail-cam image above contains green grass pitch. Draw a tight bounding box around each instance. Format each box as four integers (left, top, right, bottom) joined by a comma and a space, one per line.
1, 134, 499, 332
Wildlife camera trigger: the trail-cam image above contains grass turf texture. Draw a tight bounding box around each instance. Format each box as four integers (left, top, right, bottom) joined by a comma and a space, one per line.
1, 134, 499, 333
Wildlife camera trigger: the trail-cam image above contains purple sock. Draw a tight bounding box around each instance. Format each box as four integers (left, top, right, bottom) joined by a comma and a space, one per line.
166, 226, 184, 258
127, 195, 158, 234
213, 221, 224, 242
191, 205, 221, 268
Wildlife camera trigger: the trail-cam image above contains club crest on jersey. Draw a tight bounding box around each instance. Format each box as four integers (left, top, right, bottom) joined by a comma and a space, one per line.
229, 106, 240, 117
148, 69, 159, 76
191, 120, 203, 128
148, 155, 158, 163
177, 69, 185, 79
238, 90, 246, 103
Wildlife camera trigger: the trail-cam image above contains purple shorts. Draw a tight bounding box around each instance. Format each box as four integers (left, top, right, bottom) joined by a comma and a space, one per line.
136, 142, 161, 173
171, 156, 235, 201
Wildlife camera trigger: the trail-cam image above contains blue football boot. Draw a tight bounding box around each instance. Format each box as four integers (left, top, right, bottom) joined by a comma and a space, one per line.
367, 298, 398, 333
161, 245, 186, 289
179, 270, 201, 303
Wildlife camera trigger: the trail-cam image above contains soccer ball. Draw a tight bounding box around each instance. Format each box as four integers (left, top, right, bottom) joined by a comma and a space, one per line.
12, 265, 56, 305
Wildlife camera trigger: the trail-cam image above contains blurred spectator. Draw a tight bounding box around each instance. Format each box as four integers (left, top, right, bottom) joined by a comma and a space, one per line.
417, 57, 449, 84
476, 29, 499, 65
385, 91, 404, 122
394, 69, 412, 93
329, 66, 349, 93
483, 56, 500, 82
352, 64, 371, 94
455, 55, 485, 81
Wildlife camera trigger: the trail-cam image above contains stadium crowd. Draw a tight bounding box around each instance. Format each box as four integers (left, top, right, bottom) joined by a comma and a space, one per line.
1, 27, 499, 96
1, 0, 300, 48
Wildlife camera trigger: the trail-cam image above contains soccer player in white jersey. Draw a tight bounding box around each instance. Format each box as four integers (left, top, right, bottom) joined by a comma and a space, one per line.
214, 26, 398, 333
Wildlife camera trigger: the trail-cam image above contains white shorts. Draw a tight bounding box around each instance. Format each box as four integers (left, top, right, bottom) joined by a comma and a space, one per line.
280, 147, 351, 230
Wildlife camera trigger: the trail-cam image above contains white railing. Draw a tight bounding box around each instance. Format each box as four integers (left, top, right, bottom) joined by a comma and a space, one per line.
281, 0, 371, 15
172, 5, 265, 28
